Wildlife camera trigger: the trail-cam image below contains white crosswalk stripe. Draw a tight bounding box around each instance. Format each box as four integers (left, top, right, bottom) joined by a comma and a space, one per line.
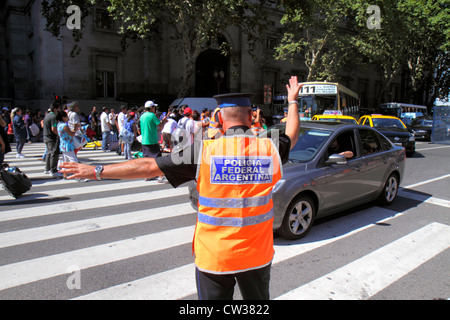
0, 142, 448, 300
276, 222, 450, 300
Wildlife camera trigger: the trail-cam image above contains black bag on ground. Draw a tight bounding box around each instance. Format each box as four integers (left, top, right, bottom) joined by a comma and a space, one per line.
0, 166, 32, 199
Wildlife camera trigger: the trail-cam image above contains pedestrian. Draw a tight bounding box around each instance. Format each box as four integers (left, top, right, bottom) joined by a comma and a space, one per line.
56, 111, 78, 179
121, 111, 137, 160
60, 76, 303, 300
67, 102, 81, 132
12, 107, 27, 158
251, 107, 264, 135
117, 105, 127, 156
176, 106, 194, 146
89, 106, 100, 139
43, 103, 61, 177
207, 107, 223, 140
191, 110, 203, 143
24, 109, 33, 143
100, 107, 112, 152
139, 100, 166, 182
34, 109, 44, 142
140, 101, 163, 158
109, 108, 118, 134
0, 111, 11, 166
161, 113, 177, 153
67, 101, 82, 155
201, 109, 211, 137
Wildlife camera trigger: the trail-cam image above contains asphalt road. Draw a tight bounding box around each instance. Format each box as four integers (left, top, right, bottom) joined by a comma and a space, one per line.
0, 140, 448, 301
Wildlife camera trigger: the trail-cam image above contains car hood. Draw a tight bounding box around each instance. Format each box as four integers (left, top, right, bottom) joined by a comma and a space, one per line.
375, 127, 410, 137
282, 162, 309, 175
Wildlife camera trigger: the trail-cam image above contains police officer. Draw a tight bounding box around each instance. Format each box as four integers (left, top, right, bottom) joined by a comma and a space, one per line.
60, 76, 303, 300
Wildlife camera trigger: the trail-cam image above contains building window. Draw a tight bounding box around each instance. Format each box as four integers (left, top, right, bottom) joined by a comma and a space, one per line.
95, 9, 114, 30
96, 70, 115, 99
265, 36, 277, 51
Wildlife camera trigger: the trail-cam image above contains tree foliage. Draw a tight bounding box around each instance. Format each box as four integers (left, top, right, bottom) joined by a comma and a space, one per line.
275, 0, 355, 82
276, 0, 450, 105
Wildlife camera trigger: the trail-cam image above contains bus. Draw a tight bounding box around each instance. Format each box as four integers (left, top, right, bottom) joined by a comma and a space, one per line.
378, 102, 428, 125
378, 102, 427, 118
272, 82, 360, 119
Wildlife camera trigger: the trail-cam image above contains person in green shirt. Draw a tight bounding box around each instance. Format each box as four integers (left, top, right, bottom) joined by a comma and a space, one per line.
140, 101, 163, 155
140, 100, 166, 182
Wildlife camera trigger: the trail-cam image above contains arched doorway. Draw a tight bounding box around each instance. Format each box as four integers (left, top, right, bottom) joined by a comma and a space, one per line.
195, 47, 229, 97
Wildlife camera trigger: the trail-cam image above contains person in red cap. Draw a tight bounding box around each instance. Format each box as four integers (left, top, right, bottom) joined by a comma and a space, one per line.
177, 106, 195, 146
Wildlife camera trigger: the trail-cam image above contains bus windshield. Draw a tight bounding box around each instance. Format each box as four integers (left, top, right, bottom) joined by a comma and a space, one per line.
379, 106, 401, 118
299, 95, 337, 117
297, 82, 359, 119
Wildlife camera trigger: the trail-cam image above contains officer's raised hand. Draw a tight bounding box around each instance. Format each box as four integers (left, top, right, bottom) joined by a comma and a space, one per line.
285, 76, 303, 149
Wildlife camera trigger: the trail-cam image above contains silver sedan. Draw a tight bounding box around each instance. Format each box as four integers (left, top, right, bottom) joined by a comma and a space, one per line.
188, 122, 406, 240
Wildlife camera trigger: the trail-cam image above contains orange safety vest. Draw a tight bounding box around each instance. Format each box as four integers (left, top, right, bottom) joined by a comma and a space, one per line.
251, 120, 263, 135
207, 107, 223, 139
194, 134, 282, 274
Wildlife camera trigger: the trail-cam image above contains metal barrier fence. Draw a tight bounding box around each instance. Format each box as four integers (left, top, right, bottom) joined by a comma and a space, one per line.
431, 106, 450, 145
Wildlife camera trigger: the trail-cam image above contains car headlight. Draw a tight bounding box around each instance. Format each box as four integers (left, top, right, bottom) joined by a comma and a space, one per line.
272, 179, 286, 193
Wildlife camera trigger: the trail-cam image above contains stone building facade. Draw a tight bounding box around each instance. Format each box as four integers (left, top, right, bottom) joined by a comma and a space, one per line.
1, 0, 403, 115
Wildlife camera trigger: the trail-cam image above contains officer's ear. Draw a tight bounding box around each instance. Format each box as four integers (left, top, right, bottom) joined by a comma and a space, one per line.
216, 109, 223, 126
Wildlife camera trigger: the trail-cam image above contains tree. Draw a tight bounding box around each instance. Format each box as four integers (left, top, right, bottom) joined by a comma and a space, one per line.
41, 0, 273, 97
275, 0, 356, 82
349, 0, 406, 105
395, 0, 450, 104
349, 0, 450, 105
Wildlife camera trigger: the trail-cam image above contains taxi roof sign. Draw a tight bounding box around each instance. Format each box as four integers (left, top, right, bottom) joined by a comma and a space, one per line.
323, 110, 343, 115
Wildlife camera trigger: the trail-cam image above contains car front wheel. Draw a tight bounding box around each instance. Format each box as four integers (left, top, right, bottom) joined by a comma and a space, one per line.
278, 194, 316, 240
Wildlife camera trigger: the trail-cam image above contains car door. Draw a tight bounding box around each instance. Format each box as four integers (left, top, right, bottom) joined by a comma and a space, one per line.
322, 129, 366, 211
355, 128, 390, 197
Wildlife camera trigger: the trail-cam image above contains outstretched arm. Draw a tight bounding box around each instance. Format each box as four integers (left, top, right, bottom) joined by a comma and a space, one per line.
59, 158, 164, 181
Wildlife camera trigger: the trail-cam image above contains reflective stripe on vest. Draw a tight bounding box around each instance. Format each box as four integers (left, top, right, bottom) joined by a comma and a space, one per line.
198, 194, 272, 208
198, 209, 274, 228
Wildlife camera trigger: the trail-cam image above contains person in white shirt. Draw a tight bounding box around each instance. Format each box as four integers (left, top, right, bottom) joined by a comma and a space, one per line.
161, 113, 177, 152
117, 105, 128, 155
117, 105, 127, 133
100, 107, 112, 151
67, 102, 81, 132
109, 108, 117, 134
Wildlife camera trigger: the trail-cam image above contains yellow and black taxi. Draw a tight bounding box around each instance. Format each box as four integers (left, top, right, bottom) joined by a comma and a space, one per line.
358, 114, 415, 157
311, 111, 358, 124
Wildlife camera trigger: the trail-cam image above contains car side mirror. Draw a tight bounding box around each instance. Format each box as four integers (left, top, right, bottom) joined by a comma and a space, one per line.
326, 154, 347, 166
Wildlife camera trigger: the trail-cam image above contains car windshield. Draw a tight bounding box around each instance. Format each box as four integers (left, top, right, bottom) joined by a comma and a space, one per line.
289, 128, 332, 162
372, 118, 405, 129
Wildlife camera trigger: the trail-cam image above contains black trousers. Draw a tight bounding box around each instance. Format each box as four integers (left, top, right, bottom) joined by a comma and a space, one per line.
45, 140, 60, 173
195, 264, 271, 300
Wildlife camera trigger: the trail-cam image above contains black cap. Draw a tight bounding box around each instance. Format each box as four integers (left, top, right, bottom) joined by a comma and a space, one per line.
213, 93, 254, 108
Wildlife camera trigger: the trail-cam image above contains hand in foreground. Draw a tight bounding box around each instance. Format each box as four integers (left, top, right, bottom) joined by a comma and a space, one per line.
286, 76, 303, 102
59, 162, 96, 180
